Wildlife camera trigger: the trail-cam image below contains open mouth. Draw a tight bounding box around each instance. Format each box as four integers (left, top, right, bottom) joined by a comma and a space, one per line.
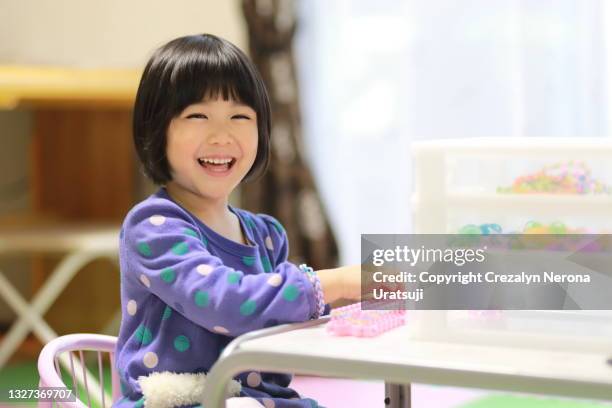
197, 157, 237, 172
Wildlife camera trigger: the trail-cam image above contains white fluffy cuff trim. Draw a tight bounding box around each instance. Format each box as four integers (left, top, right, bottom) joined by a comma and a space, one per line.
138, 371, 241, 408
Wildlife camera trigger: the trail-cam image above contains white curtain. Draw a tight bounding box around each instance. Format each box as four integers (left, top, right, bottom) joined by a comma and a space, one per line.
295, 0, 609, 264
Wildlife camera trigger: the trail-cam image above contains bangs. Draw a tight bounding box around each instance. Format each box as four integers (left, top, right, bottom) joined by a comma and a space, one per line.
167, 40, 258, 115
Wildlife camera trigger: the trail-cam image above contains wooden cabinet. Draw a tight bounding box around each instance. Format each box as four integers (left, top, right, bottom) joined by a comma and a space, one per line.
0, 66, 141, 335
0, 65, 140, 220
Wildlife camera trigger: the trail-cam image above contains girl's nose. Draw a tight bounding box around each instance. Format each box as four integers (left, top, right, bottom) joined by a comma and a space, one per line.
207, 129, 232, 145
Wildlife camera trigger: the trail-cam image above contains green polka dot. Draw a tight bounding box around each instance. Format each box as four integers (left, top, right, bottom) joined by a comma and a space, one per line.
161, 268, 176, 283
135, 397, 144, 408
261, 256, 272, 273
272, 220, 284, 234
137, 242, 152, 257
162, 305, 172, 320
134, 325, 153, 345
240, 299, 257, 316
242, 256, 256, 267
245, 216, 257, 230
173, 335, 190, 352
194, 290, 209, 308
227, 272, 242, 284
120, 379, 128, 395
305, 398, 319, 408
282, 284, 300, 302
171, 241, 189, 255
184, 228, 199, 238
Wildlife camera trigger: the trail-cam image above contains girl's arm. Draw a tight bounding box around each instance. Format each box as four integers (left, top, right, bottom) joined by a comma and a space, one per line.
122, 201, 321, 337
256, 214, 362, 307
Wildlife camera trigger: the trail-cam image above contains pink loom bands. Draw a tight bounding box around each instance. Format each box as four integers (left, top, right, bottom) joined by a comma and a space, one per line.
326, 302, 406, 337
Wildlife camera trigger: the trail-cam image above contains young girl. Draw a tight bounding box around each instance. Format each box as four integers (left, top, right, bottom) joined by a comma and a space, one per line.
113, 34, 362, 408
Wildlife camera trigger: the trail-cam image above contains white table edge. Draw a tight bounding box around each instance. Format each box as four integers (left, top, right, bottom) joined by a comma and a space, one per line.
202, 319, 612, 407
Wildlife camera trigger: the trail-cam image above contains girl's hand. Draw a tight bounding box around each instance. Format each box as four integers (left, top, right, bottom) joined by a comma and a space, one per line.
336, 264, 362, 300
316, 265, 358, 303
316, 265, 402, 303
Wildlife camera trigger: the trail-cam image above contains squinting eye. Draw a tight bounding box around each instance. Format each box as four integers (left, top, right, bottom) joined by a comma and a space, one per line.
232, 114, 251, 120
186, 113, 208, 119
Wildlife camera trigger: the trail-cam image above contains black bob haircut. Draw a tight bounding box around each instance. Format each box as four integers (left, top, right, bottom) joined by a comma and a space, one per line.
133, 33, 271, 185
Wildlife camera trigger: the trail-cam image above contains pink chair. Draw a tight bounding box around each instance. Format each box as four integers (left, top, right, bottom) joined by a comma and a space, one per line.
37, 334, 385, 408
37, 334, 121, 408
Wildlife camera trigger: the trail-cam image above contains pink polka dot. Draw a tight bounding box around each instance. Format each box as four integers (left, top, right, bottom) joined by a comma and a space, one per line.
127, 300, 137, 315
143, 352, 158, 368
149, 215, 166, 226
265, 236, 274, 250
140, 274, 151, 288
197, 264, 213, 276
267, 274, 283, 287
246, 371, 261, 387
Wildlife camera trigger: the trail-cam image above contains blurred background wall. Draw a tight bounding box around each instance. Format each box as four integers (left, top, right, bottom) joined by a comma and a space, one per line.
0, 0, 246, 326
0, 0, 246, 67
296, 0, 612, 264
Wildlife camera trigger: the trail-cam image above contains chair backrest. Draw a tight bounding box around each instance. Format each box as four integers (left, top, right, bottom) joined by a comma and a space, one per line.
38, 334, 120, 408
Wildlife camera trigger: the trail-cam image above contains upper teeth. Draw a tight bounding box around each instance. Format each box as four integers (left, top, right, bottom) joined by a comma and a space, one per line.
200, 158, 232, 164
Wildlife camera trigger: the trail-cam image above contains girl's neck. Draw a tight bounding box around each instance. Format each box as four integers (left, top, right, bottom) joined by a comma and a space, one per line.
164, 183, 248, 245
165, 183, 231, 225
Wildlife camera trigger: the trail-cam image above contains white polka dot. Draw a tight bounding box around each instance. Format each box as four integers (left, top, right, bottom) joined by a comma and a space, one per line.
143, 352, 158, 368
127, 300, 137, 315
228, 397, 263, 407
214, 326, 229, 335
262, 398, 275, 408
149, 215, 166, 226
267, 273, 283, 287
246, 371, 262, 387
265, 236, 274, 250
196, 264, 213, 276
140, 274, 151, 288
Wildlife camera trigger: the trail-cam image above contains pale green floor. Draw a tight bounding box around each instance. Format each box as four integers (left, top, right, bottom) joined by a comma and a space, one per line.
461, 396, 612, 408
1, 359, 112, 408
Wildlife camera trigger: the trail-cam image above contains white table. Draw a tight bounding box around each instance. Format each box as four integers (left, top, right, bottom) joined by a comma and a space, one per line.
203, 317, 612, 407
0, 224, 119, 368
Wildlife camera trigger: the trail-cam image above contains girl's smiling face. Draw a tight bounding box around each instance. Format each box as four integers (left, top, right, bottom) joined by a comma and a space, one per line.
166, 96, 258, 204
